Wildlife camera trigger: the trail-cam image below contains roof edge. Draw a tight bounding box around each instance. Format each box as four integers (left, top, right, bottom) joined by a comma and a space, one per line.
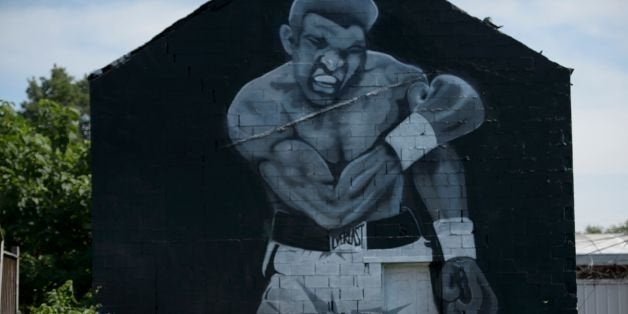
576, 253, 628, 266
446, 1, 573, 73
90, 0, 574, 81
88, 0, 233, 81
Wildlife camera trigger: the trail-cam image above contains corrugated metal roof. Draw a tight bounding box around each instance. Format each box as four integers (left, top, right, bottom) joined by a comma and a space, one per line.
576, 233, 628, 265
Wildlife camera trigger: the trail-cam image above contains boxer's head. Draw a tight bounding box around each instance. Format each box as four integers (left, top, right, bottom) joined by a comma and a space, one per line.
279, 0, 379, 106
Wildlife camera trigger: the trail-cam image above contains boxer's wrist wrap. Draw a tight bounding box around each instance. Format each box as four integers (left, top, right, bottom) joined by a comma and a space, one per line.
385, 112, 438, 170
433, 217, 477, 261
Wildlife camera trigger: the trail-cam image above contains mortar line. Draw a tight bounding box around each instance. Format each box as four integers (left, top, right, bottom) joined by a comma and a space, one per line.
223, 78, 422, 149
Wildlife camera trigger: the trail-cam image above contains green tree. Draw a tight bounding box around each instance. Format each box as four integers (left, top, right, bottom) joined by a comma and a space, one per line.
23, 65, 91, 138
583, 221, 628, 234
23, 65, 89, 116
584, 225, 603, 234
606, 219, 628, 234
0, 99, 91, 309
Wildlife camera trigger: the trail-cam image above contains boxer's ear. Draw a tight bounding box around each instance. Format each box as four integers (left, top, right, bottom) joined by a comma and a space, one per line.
279, 24, 295, 56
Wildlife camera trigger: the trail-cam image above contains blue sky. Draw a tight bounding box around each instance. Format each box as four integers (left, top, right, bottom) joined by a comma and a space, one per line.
1, 0, 626, 231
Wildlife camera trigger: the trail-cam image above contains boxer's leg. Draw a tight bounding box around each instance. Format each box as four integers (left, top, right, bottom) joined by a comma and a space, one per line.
258, 243, 380, 313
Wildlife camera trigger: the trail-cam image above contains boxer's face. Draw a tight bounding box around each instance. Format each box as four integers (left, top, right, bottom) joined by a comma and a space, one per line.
282, 13, 367, 106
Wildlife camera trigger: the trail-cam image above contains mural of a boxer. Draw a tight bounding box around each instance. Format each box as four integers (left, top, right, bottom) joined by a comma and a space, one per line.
227, 0, 498, 312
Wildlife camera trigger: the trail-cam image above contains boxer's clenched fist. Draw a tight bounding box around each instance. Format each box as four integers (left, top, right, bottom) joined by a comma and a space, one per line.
385, 75, 485, 170
438, 257, 497, 314
407, 75, 485, 145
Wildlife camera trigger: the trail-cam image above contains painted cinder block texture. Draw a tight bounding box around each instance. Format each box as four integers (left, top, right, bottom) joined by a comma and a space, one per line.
90, 0, 576, 313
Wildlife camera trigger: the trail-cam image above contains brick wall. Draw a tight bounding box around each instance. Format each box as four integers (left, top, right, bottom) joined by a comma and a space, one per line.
90, 0, 576, 313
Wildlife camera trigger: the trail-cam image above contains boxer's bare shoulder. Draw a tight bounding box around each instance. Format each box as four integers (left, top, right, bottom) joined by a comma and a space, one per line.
227, 63, 295, 129
231, 63, 294, 106
365, 51, 427, 85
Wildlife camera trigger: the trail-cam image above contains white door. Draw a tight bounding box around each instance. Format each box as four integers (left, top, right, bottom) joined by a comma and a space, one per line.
383, 263, 438, 314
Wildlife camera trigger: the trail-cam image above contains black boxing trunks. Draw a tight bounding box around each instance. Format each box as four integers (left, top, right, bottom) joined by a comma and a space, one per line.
272, 208, 426, 252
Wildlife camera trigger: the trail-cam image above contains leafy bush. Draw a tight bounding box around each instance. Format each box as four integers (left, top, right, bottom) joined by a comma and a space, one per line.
30, 280, 99, 314
0, 100, 91, 308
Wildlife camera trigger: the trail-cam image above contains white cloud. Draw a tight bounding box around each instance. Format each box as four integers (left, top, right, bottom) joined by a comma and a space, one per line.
450, 0, 628, 227
574, 174, 628, 230
571, 61, 628, 174
573, 106, 628, 175
0, 0, 206, 102
450, 0, 628, 64
451, 0, 628, 31
450, 0, 628, 175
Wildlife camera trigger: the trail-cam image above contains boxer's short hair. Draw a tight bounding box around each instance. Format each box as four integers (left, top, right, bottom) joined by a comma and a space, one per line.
289, 0, 379, 32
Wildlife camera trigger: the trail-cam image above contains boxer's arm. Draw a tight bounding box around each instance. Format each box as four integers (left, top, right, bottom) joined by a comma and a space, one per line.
392, 74, 483, 259
402, 73, 496, 312
386, 74, 485, 171
388, 72, 485, 260
227, 93, 402, 229
410, 147, 476, 260
411, 143, 498, 312
259, 140, 402, 229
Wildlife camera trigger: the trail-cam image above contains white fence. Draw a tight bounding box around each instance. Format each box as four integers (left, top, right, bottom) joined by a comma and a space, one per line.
577, 279, 628, 314
0, 241, 19, 314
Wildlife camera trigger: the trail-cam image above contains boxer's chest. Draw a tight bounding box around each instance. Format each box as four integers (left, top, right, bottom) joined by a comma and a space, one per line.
291, 86, 402, 164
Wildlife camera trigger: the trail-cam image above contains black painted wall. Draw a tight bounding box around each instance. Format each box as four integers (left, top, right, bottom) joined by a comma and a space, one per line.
90, 0, 576, 313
